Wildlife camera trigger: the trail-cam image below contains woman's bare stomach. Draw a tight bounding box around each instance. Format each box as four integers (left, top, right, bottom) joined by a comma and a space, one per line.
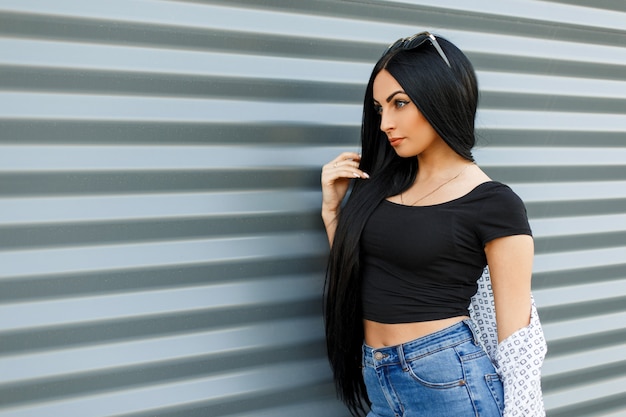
364, 316, 469, 348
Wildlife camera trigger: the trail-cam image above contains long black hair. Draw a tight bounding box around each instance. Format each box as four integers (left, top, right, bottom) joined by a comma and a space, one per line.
323, 34, 479, 416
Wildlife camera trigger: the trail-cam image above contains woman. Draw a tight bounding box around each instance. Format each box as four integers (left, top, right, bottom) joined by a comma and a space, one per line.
321, 32, 546, 416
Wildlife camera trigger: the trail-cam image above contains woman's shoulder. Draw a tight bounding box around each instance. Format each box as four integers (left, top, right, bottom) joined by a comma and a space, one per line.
455, 180, 515, 201
466, 181, 526, 208
471, 180, 515, 194
454, 165, 510, 201
475, 181, 524, 200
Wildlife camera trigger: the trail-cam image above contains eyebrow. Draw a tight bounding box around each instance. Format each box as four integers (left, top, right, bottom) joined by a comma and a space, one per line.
386, 90, 406, 102
373, 90, 407, 104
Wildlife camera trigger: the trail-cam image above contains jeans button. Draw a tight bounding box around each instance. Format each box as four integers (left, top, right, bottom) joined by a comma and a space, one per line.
374, 352, 384, 360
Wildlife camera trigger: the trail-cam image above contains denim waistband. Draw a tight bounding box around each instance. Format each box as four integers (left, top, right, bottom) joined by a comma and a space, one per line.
362, 319, 480, 369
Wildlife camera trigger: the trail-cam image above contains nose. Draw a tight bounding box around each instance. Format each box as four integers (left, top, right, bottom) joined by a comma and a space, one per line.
379, 110, 395, 133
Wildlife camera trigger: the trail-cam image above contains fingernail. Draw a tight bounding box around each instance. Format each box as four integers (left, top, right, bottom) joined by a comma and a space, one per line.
363, 172, 370, 179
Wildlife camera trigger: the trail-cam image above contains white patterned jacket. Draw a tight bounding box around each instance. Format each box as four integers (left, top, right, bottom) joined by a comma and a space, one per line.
469, 267, 548, 417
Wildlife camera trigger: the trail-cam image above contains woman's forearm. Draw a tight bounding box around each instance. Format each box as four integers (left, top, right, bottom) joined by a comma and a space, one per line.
322, 208, 339, 247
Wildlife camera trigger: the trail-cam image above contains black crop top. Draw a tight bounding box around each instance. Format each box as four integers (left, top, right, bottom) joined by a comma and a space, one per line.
360, 181, 532, 324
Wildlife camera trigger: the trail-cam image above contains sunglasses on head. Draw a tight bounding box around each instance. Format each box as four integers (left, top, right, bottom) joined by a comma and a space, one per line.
382, 31, 451, 68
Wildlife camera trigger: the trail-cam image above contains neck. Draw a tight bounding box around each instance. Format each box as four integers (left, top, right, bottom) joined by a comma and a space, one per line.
415, 152, 470, 182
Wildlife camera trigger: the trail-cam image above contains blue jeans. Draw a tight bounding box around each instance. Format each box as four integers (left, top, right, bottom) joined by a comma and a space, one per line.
362, 320, 504, 417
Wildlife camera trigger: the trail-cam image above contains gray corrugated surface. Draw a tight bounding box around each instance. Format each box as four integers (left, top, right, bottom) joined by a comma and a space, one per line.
0, 1, 624, 416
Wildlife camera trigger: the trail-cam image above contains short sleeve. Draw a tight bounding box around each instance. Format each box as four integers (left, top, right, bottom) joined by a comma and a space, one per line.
476, 183, 532, 246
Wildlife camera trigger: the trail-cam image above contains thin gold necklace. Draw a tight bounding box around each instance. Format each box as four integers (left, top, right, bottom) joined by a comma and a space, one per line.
401, 163, 474, 206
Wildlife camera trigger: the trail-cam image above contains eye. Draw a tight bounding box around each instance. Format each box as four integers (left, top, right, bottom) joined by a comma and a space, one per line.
373, 104, 382, 115
394, 99, 410, 109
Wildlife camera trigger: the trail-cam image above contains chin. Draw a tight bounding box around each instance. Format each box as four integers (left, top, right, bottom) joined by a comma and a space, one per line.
394, 149, 419, 159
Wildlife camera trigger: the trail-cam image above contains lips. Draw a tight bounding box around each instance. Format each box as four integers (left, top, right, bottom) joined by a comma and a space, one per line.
389, 137, 404, 146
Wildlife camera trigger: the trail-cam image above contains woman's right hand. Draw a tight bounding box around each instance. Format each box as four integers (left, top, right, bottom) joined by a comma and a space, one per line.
320, 152, 370, 215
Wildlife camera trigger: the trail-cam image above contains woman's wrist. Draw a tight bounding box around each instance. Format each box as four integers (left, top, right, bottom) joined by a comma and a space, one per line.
321, 206, 339, 224
321, 207, 339, 246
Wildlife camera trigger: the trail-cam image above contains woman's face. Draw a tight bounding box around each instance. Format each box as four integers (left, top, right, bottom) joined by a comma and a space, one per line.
372, 69, 442, 158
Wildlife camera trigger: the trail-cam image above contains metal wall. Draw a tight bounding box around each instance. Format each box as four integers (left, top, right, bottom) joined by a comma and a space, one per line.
0, 1, 624, 416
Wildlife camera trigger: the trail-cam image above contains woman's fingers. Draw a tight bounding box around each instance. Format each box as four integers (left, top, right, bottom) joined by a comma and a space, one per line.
335, 151, 361, 162
321, 152, 369, 213
328, 162, 365, 177
323, 152, 369, 179
327, 151, 360, 169
322, 165, 369, 180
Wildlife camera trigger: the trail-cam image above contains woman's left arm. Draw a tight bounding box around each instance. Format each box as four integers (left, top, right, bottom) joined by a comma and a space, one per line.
484, 234, 534, 343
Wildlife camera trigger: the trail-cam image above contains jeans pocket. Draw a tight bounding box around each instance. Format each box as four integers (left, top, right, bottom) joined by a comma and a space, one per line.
485, 373, 505, 413
406, 346, 465, 388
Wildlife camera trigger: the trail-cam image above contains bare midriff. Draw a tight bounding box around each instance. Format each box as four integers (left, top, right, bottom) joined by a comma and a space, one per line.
364, 316, 469, 348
